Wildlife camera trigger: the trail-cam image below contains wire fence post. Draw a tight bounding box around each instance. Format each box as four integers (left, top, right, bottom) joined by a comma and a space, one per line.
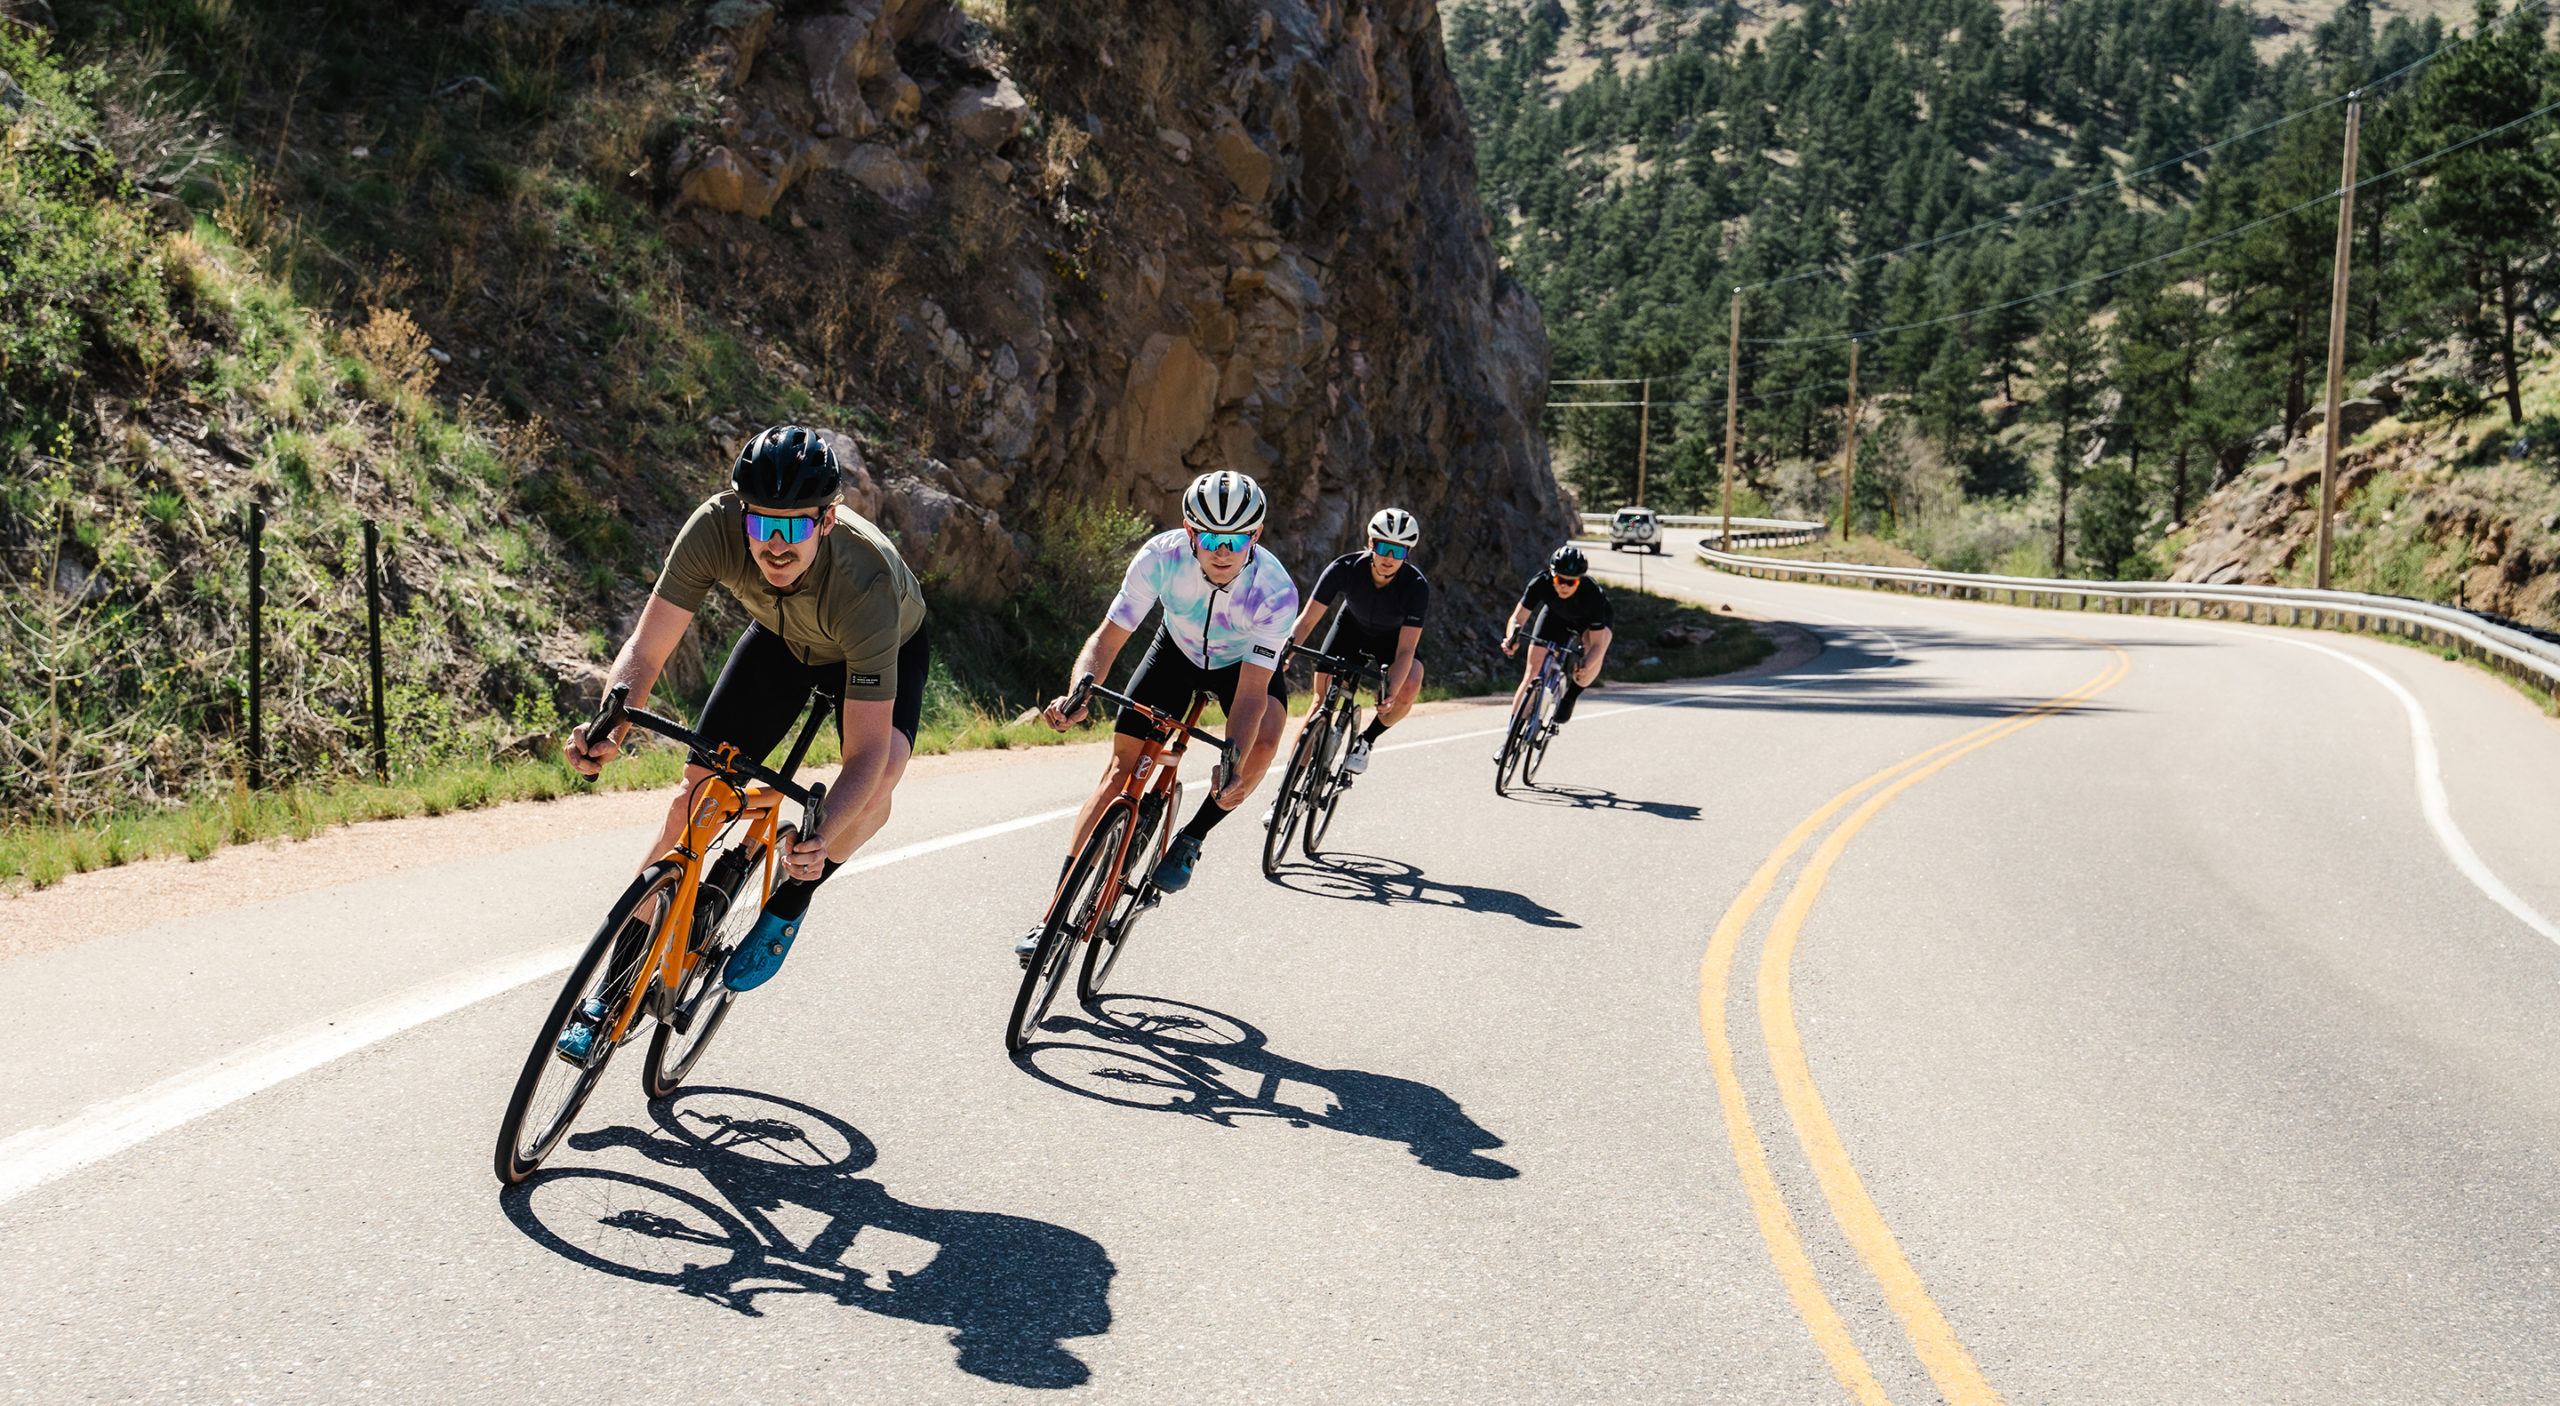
1840, 337, 1861, 542
1634, 377, 1652, 508
364, 518, 388, 782
2315, 91, 2361, 591
1720, 289, 1741, 551
246, 502, 265, 791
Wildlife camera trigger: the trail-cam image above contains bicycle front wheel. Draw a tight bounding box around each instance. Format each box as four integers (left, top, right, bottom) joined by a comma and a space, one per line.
1262, 714, 1325, 877
1495, 692, 1538, 796
1082, 794, 1170, 1001
1009, 807, 1130, 1053
1303, 710, 1354, 857
496, 862, 682, 1184
643, 841, 768, 1100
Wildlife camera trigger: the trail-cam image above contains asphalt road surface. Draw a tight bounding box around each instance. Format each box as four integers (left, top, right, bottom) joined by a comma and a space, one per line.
5, 529, 2557, 1403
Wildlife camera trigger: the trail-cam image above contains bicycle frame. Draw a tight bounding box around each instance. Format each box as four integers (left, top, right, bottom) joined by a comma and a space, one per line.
1067, 684, 1215, 911
584, 683, 834, 1051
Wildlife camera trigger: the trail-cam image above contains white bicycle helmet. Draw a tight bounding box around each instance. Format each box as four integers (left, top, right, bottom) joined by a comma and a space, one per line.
1181, 470, 1268, 533
1367, 507, 1420, 549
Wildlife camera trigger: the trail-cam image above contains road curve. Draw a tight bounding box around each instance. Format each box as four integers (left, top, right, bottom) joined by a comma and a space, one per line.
3, 529, 2557, 1403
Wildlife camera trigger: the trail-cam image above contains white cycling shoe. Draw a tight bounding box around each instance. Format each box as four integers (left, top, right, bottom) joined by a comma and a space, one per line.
1342, 737, 1372, 774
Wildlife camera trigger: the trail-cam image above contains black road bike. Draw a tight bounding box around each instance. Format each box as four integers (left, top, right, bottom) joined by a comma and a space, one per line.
1262, 643, 1390, 875
1496, 607, 1586, 796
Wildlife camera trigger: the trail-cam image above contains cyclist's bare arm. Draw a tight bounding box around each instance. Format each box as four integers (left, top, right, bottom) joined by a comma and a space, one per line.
1219, 663, 1285, 806
1287, 597, 1331, 645
1501, 603, 1531, 654
1576, 627, 1613, 685
792, 696, 903, 875
1043, 619, 1135, 728
568, 595, 695, 775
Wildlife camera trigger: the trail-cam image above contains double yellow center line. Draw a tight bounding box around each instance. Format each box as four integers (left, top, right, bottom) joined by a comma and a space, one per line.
1700, 647, 2132, 1403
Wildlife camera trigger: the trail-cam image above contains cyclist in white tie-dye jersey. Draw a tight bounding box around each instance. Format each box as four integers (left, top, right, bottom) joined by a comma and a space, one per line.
1019, 472, 1298, 960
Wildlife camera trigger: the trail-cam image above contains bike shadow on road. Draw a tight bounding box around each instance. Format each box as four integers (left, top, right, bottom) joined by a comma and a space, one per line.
1266, 851, 1579, 930
1020, 994, 1520, 1181
499, 1087, 1113, 1390
1504, 783, 1702, 821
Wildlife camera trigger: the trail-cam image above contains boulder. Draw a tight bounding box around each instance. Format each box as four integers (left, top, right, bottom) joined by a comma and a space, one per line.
875, 475, 1025, 604
1654, 624, 1716, 649
949, 79, 1030, 150
801, 15, 880, 137
675, 141, 814, 218
1109, 334, 1220, 493
824, 140, 931, 212
1211, 121, 1273, 204
702, 0, 775, 87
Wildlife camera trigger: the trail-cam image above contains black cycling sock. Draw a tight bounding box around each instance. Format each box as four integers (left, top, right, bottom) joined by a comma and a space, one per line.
1360, 718, 1390, 744
1180, 793, 1234, 840
760, 858, 843, 923
1555, 678, 1586, 724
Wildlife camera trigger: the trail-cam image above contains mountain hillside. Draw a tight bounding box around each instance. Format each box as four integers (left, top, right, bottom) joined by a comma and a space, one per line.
1440, 0, 2558, 606
0, 0, 1565, 825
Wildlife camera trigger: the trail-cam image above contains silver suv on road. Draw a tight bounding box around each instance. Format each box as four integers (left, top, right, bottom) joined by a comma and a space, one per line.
1610, 506, 1662, 554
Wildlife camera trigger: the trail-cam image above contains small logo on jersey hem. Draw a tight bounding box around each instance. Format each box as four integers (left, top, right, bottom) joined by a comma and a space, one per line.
849, 671, 883, 687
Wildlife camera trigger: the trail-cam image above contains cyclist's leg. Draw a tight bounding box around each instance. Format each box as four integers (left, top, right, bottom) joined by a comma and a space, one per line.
829, 622, 930, 858
1067, 635, 1193, 863
1512, 641, 1551, 713
1156, 663, 1286, 890
638, 624, 820, 867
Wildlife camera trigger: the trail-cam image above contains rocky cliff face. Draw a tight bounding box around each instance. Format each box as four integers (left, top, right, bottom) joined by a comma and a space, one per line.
655, 0, 1567, 648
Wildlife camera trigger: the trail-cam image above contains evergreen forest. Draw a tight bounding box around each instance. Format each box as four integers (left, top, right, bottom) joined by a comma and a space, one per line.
1447, 0, 2560, 577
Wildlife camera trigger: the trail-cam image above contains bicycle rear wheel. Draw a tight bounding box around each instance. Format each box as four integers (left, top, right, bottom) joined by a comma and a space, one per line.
1261, 714, 1325, 877
642, 841, 767, 1100
1303, 709, 1354, 857
1008, 808, 1129, 1053
496, 862, 682, 1184
1081, 793, 1169, 1001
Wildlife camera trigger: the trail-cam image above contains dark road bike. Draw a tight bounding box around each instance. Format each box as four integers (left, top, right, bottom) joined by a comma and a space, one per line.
495, 683, 830, 1183
1262, 642, 1389, 875
1006, 672, 1232, 1054
1496, 606, 1587, 796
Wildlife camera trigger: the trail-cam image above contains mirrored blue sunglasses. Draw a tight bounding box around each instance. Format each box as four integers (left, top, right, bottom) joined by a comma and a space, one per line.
1195, 530, 1254, 553
744, 510, 820, 545
1371, 541, 1411, 560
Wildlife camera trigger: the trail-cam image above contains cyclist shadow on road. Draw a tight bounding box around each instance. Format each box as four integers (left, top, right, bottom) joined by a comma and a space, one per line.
1504, 783, 1702, 821
1268, 851, 1579, 930
501, 1087, 1112, 1390
1023, 994, 1519, 1181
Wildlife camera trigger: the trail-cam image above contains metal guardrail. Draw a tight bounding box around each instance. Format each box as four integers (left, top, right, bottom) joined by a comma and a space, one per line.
1577, 513, 1828, 550
1693, 540, 2560, 695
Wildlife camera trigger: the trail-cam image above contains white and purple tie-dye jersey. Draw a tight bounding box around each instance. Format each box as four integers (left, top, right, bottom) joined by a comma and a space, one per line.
1104, 529, 1300, 671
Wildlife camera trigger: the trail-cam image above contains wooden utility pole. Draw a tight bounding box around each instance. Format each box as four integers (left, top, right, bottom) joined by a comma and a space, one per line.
1634, 377, 1652, 508
1840, 338, 1861, 542
2316, 92, 2361, 592
1720, 289, 1740, 551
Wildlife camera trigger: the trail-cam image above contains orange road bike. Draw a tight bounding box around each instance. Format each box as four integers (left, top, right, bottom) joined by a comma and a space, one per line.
1005, 672, 1232, 1054
495, 683, 830, 1184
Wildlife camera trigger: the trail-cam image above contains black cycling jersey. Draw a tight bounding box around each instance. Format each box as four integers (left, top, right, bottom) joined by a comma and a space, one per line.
1311, 552, 1431, 637
1516, 573, 1613, 641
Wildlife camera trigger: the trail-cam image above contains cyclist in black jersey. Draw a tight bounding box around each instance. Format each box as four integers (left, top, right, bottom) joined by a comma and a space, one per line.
1284, 508, 1429, 774
1502, 544, 1614, 725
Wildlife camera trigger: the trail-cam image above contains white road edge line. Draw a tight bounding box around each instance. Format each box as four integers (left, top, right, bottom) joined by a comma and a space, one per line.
0, 803, 1082, 1209
2263, 632, 2560, 946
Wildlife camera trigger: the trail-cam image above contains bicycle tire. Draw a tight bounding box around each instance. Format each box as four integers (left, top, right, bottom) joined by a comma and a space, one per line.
495, 862, 682, 1184
1523, 718, 1553, 788
1303, 708, 1353, 857
1008, 807, 1129, 1053
1082, 794, 1169, 1001
642, 841, 768, 1100
1495, 690, 1538, 795
1262, 713, 1325, 877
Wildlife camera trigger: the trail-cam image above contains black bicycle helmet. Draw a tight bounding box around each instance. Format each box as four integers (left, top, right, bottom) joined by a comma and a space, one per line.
1549, 544, 1589, 577
731, 425, 841, 510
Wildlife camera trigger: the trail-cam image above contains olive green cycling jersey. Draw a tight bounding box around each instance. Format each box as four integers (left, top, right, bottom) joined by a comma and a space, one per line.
650, 489, 925, 702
